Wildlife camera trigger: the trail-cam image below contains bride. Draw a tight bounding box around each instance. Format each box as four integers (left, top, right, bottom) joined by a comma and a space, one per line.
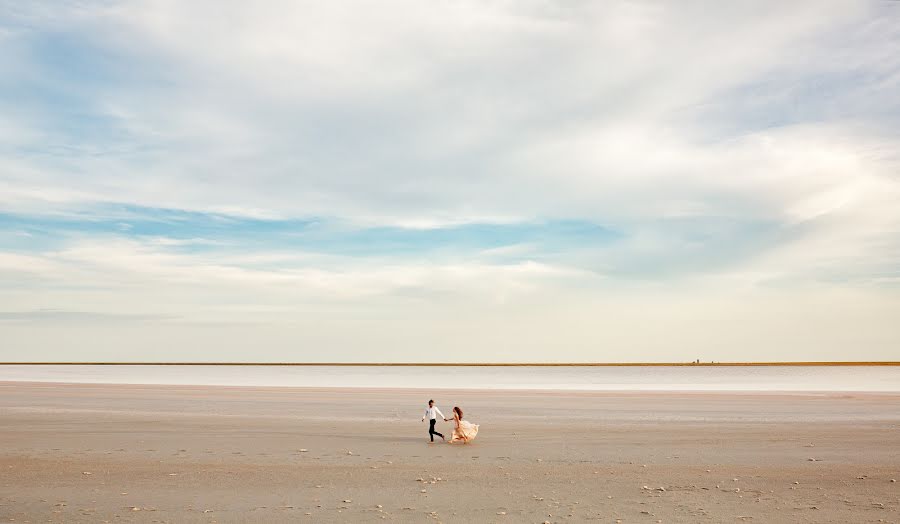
445, 406, 479, 443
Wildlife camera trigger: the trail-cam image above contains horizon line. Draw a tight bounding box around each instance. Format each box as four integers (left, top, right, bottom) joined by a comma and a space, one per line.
1, 361, 898, 367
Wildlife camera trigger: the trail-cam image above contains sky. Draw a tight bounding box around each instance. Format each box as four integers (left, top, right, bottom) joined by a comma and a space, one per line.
1, 1, 899, 363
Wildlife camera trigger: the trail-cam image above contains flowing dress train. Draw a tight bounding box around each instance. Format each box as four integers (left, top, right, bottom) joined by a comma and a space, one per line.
449, 414, 479, 443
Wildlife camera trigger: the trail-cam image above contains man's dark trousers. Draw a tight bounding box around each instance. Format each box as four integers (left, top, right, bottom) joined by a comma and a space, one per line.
429, 419, 444, 441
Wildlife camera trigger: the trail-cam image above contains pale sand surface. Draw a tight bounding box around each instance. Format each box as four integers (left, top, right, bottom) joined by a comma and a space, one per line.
1, 383, 899, 523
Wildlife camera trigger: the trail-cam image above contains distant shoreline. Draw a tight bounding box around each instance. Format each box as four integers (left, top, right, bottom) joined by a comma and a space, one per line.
1, 361, 898, 367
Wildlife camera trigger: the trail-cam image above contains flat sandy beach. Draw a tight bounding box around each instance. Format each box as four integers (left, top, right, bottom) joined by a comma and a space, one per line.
1, 383, 898, 523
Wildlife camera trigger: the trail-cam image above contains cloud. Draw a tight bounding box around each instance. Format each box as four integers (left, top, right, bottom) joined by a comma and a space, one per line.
1, 1, 899, 360
0, 309, 174, 322
3, 1, 896, 222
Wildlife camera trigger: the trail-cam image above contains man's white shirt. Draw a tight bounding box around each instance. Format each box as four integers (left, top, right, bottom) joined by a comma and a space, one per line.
423, 406, 445, 421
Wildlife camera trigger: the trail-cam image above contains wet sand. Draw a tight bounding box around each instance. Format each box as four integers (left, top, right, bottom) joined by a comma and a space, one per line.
1, 382, 898, 523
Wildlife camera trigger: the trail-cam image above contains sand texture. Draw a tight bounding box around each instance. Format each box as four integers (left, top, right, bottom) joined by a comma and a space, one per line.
1, 383, 899, 523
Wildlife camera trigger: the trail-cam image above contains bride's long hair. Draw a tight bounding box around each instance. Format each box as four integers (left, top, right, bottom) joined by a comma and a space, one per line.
453, 406, 463, 419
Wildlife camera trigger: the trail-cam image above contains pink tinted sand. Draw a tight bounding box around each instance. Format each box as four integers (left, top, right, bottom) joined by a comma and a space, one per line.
1, 382, 898, 522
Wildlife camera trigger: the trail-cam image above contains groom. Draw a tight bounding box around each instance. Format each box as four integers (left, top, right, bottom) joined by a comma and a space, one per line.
421, 399, 445, 442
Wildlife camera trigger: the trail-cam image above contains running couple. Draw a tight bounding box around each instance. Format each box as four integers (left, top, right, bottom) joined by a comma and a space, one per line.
421, 399, 479, 444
